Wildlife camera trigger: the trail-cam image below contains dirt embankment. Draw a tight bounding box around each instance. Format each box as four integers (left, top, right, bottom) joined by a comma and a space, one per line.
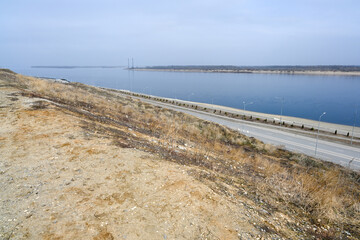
0, 81, 258, 239
1, 70, 359, 239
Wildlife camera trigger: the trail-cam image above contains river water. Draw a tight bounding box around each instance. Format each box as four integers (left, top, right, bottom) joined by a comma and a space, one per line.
14, 67, 360, 126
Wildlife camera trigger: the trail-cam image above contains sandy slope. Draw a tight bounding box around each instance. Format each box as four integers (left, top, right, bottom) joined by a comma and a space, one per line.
0, 80, 263, 239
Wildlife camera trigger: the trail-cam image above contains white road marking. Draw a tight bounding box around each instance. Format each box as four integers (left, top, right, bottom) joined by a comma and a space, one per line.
250, 130, 360, 164
126, 95, 360, 169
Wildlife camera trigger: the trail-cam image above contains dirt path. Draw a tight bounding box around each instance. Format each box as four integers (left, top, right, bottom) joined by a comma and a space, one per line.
0, 81, 262, 239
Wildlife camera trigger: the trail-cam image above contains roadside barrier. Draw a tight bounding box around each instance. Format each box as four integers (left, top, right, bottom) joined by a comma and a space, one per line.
114, 89, 360, 141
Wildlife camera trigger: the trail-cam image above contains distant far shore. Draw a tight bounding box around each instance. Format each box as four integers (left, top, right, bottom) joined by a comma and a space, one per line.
133, 68, 360, 76
31, 66, 124, 69
131, 65, 360, 76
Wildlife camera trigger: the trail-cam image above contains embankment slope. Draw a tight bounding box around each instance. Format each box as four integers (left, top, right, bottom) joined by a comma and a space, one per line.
1, 69, 359, 239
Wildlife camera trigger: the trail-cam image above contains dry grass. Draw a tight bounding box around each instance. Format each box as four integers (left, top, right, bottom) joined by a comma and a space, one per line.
6, 71, 360, 238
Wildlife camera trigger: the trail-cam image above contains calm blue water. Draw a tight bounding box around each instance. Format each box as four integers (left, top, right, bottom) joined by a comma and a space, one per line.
14, 67, 360, 126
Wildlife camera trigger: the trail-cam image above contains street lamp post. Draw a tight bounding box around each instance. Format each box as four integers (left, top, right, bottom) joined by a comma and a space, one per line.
243, 101, 253, 111
275, 97, 284, 122
351, 108, 358, 145
315, 112, 326, 156
241, 101, 252, 134
188, 92, 194, 101
280, 97, 284, 122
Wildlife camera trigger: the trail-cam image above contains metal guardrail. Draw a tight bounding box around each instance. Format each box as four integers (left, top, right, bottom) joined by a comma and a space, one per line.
116, 89, 360, 141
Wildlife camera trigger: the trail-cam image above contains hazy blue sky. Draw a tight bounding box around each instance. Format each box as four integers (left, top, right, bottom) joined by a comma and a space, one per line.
1, 0, 360, 67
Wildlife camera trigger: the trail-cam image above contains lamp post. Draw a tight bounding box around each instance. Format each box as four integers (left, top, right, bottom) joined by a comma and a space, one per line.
280, 97, 284, 122
275, 97, 284, 122
315, 112, 326, 156
188, 92, 194, 101
143, 87, 152, 95
351, 108, 358, 145
243, 101, 253, 111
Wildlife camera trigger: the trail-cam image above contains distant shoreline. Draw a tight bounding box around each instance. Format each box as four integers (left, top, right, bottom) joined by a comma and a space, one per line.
31, 66, 124, 69
133, 68, 360, 76
30, 65, 360, 76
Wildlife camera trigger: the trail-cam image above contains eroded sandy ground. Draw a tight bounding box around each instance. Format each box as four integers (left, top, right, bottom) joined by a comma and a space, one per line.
0, 81, 266, 239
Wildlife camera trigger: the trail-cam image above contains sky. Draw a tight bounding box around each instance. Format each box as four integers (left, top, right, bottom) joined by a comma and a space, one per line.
1, 0, 360, 67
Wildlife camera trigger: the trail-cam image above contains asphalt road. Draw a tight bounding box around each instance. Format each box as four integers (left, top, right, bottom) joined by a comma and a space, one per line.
119, 92, 360, 171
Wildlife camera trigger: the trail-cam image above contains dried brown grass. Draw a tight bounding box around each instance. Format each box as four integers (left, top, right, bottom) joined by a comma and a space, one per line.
10, 71, 360, 237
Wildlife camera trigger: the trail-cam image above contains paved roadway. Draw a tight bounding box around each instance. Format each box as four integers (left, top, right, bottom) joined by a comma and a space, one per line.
131, 95, 360, 171
112, 90, 360, 170
187, 109, 360, 170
